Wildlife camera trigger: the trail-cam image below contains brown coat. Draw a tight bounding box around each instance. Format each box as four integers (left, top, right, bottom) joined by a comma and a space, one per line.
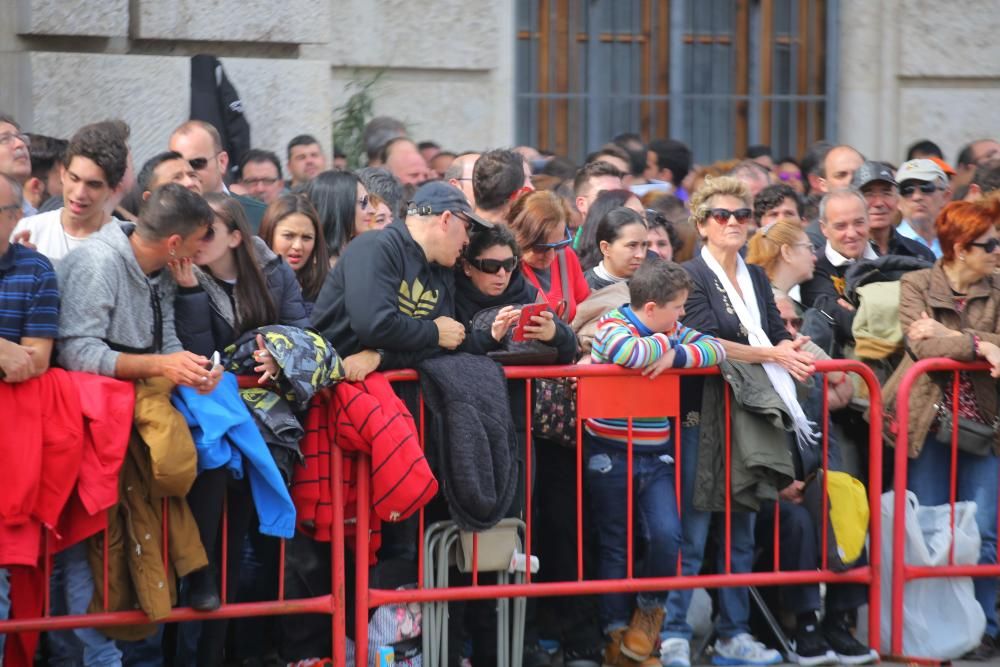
882, 263, 1000, 457
86, 378, 208, 639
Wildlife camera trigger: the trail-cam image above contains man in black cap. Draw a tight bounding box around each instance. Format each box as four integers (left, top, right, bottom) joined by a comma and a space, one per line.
311, 181, 492, 380
853, 161, 935, 262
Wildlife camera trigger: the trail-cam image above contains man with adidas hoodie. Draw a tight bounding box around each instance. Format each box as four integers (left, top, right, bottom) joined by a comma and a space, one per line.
312, 181, 493, 380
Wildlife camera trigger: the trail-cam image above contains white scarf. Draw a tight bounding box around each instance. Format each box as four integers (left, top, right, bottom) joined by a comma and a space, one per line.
700, 246, 819, 450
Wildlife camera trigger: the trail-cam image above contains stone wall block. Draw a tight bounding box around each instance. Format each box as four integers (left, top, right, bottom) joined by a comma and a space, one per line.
27, 52, 189, 164
17, 0, 128, 37
135, 0, 331, 44
898, 0, 1000, 77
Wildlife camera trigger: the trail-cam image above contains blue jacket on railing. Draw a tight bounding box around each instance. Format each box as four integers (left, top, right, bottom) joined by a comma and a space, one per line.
172, 372, 296, 539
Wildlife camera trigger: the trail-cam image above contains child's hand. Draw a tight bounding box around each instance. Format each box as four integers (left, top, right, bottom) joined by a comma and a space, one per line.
641, 348, 676, 379
523, 310, 557, 342
491, 306, 521, 342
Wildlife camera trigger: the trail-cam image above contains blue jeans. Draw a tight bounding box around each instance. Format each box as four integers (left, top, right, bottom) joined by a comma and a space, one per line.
0, 567, 9, 657
907, 434, 999, 638
664, 425, 756, 640
585, 437, 681, 636
48, 542, 122, 666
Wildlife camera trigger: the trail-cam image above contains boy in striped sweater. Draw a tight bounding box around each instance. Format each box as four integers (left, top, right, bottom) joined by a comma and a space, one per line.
585, 260, 725, 667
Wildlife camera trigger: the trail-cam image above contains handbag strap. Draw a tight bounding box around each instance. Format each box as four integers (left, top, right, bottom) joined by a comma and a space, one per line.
555, 249, 571, 322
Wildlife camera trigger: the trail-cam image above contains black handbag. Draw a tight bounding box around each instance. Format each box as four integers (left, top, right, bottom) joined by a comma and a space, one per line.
933, 400, 999, 457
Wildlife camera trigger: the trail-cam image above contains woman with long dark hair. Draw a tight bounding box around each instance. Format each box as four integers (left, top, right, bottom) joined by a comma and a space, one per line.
168, 192, 310, 664
303, 170, 376, 262
575, 188, 645, 271
259, 193, 330, 309
581, 207, 649, 291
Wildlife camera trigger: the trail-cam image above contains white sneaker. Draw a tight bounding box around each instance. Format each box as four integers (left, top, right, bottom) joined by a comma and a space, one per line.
711, 633, 782, 666
660, 637, 691, 667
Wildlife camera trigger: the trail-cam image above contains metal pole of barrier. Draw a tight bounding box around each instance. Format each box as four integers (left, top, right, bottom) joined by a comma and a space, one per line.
331, 443, 347, 667
221, 492, 229, 603
524, 378, 533, 583
889, 359, 988, 657
724, 384, 732, 574
948, 371, 959, 567
355, 453, 371, 667
576, 384, 584, 582
821, 373, 830, 572
627, 417, 634, 580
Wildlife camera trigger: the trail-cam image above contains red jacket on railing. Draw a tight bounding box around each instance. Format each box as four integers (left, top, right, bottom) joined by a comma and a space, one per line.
294, 373, 438, 563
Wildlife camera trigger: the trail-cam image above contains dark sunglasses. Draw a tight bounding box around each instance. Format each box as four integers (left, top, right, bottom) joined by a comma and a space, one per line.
778, 171, 802, 182
708, 208, 752, 224
189, 156, 212, 171
899, 182, 939, 197
782, 317, 803, 330
969, 238, 1000, 253
468, 256, 519, 274
532, 230, 573, 252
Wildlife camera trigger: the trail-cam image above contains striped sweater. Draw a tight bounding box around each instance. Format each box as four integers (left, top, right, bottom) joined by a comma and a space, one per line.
585, 305, 725, 450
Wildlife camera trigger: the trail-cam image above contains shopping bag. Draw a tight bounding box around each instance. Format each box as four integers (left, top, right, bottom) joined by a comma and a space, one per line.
879, 490, 985, 659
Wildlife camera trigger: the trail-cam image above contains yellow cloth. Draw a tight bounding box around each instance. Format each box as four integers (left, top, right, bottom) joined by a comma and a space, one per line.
827, 471, 870, 564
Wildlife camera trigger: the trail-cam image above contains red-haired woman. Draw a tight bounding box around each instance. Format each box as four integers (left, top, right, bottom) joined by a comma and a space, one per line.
506, 190, 591, 321
884, 198, 1000, 659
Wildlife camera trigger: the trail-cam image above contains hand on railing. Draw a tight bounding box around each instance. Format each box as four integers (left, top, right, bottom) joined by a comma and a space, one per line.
771, 337, 815, 382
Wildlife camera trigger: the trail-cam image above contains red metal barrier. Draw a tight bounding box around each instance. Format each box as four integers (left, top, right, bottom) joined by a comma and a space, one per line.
0, 394, 349, 667
355, 360, 883, 667
889, 358, 999, 663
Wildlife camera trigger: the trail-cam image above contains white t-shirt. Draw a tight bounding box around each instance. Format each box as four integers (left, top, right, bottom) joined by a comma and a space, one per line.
11, 209, 121, 263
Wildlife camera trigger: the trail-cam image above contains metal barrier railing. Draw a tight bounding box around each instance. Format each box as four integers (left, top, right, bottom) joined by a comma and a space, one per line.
355, 360, 884, 667
889, 358, 1000, 663
0, 359, 883, 667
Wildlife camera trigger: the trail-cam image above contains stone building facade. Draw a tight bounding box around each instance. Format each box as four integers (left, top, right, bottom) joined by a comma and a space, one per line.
0, 0, 995, 168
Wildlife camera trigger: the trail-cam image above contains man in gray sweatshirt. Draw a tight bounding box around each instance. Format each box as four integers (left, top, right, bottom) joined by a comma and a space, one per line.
58, 183, 223, 387
53, 184, 223, 665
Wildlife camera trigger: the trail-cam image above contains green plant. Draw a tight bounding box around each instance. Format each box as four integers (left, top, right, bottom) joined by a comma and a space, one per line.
332, 70, 383, 170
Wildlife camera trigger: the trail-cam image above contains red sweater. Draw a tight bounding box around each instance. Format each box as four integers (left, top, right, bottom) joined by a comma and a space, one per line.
519, 247, 591, 322
293, 374, 438, 563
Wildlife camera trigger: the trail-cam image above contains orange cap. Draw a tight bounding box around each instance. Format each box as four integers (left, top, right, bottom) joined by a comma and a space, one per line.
929, 156, 956, 176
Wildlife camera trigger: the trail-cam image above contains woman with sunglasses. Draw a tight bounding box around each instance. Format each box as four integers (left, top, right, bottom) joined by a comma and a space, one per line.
659, 177, 815, 667
580, 207, 650, 291
167, 193, 311, 663
882, 198, 1000, 661
507, 190, 591, 321
455, 224, 576, 361
453, 223, 576, 666
258, 193, 330, 312
303, 170, 377, 264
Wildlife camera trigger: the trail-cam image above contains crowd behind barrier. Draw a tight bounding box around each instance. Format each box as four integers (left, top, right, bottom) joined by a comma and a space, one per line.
2, 107, 1000, 667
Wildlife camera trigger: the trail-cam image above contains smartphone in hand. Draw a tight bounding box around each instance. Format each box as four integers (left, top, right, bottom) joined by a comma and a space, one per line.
205, 350, 220, 370
512, 303, 549, 342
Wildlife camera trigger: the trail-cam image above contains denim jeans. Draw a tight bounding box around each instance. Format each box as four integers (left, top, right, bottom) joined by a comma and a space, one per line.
585, 436, 682, 636
907, 434, 1000, 638
0, 567, 9, 657
48, 542, 122, 666
664, 425, 756, 641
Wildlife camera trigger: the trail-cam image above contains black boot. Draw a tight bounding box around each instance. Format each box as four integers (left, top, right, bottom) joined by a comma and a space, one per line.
188, 566, 221, 612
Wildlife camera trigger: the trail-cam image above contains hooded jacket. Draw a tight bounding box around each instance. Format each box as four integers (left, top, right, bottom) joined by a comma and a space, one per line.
311, 220, 456, 369
57, 222, 182, 376
173, 237, 309, 358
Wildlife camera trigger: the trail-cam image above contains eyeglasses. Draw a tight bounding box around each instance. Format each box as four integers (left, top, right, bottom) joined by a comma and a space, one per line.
645, 208, 667, 226
242, 177, 280, 188
188, 154, 218, 171
782, 317, 803, 330
532, 230, 573, 252
778, 171, 802, 182
0, 132, 29, 147
708, 208, 752, 224
969, 238, 1000, 253
467, 256, 519, 274
899, 182, 939, 197
0, 203, 19, 214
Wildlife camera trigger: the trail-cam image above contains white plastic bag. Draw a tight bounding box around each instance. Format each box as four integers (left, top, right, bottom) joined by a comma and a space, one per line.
879, 490, 985, 659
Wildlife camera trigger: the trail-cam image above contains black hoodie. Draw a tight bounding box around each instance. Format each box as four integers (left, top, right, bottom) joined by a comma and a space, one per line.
311, 220, 456, 369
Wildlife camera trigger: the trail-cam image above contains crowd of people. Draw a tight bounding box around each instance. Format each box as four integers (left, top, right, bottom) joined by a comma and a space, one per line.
1, 107, 1000, 667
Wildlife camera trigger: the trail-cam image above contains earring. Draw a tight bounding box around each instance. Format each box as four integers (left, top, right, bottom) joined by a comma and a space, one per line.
960, 254, 966, 262
169, 248, 176, 257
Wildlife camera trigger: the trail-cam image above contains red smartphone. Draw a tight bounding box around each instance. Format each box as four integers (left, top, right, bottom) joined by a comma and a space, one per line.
512, 303, 549, 342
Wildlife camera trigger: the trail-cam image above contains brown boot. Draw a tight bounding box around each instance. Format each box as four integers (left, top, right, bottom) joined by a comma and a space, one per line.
603, 628, 661, 667
620, 606, 665, 661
